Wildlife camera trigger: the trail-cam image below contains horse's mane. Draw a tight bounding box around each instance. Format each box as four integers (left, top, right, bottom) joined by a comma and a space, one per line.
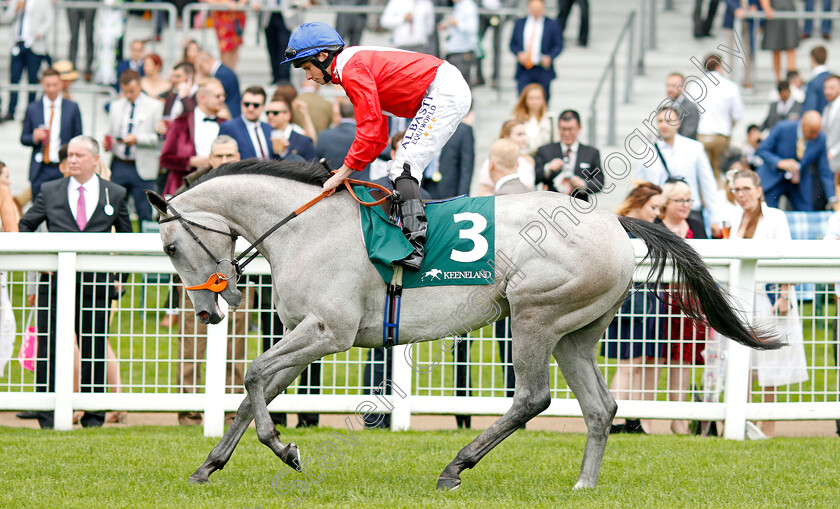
191, 159, 343, 190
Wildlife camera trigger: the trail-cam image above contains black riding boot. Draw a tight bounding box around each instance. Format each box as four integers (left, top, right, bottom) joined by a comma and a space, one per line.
394, 165, 427, 271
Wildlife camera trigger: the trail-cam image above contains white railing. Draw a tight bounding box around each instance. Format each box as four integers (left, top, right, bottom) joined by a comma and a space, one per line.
1, 234, 839, 440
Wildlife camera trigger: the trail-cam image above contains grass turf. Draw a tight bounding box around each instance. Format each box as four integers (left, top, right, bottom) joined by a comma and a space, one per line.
1, 425, 837, 508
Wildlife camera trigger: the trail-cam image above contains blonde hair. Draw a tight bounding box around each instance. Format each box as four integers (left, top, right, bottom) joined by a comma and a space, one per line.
489, 139, 520, 173
512, 83, 548, 122
658, 180, 692, 219
499, 119, 525, 139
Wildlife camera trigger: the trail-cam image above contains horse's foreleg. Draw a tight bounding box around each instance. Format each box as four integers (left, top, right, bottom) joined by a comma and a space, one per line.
437, 335, 553, 490
553, 321, 618, 490
189, 365, 304, 483
245, 314, 351, 471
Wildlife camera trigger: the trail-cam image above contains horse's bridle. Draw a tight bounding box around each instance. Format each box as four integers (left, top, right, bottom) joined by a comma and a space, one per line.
159, 174, 392, 293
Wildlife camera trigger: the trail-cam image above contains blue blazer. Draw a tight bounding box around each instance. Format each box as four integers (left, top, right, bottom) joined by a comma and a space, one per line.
21, 98, 83, 182
214, 64, 242, 118
802, 71, 830, 113
285, 131, 316, 161
114, 60, 145, 91
218, 117, 275, 160
756, 119, 836, 210
509, 16, 563, 79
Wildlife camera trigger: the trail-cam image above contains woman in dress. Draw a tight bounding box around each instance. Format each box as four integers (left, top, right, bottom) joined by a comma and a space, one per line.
207, 0, 248, 70
511, 83, 554, 157
759, 0, 799, 83
656, 180, 708, 434
603, 182, 664, 435
476, 120, 536, 196
728, 169, 809, 437
140, 54, 170, 99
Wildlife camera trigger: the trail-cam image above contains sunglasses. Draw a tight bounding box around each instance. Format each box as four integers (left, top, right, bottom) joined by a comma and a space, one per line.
243, 101, 264, 109
266, 110, 290, 116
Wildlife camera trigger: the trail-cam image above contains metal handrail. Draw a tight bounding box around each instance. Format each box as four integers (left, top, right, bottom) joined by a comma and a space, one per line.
587, 10, 637, 147
0, 83, 116, 134
52, 1, 179, 71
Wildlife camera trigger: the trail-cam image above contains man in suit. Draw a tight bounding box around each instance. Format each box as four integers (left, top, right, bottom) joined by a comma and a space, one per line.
18, 135, 132, 429
107, 70, 163, 225
258, 0, 292, 85
756, 111, 837, 211
509, 0, 563, 103
2, 0, 53, 121
218, 85, 274, 160
265, 98, 316, 161
557, 0, 589, 47
66, 0, 96, 82
534, 109, 603, 200
803, 46, 831, 114
21, 68, 84, 199
822, 75, 840, 174
424, 117, 474, 199
490, 138, 530, 196
665, 72, 701, 140
160, 61, 197, 127
115, 40, 145, 92
316, 99, 367, 177
160, 77, 225, 195
196, 52, 241, 118
761, 80, 803, 133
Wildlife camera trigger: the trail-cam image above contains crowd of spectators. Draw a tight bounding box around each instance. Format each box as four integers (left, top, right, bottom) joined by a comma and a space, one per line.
0, 1, 838, 437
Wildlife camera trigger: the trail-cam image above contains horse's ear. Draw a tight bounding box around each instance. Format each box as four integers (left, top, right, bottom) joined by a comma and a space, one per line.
145, 190, 170, 218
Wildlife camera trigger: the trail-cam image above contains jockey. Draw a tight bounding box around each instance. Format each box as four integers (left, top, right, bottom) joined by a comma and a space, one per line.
282, 22, 472, 270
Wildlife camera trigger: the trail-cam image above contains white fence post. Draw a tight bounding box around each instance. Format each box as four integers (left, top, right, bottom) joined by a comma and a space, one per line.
724, 259, 757, 440
53, 252, 77, 431
203, 300, 229, 437
390, 343, 412, 431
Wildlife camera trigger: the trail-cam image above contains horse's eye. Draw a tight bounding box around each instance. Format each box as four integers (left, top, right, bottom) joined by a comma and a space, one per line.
165, 243, 177, 256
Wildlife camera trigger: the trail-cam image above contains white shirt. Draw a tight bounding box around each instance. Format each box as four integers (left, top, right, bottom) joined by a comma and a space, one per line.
494, 173, 522, 194
478, 155, 535, 190
42, 95, 62, 164
119, 99, 139, 160
68, 175, 100, 225
811, 65, 829, 80
523, 15, 545, 67
381, 0, 435, 49
244, 118, 270, 159
637, 134, 721, 223
193, 108, 220, 157
697, 71, 743, 137
558, 141, 579, 173
824, 99, 840, 158
776, 96, 797, 116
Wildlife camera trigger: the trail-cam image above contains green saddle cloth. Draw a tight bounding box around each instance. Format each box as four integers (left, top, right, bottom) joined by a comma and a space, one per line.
355, 187, 495, 288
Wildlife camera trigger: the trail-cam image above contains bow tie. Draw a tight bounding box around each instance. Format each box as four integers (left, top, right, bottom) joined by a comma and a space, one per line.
203, 116, 218, 123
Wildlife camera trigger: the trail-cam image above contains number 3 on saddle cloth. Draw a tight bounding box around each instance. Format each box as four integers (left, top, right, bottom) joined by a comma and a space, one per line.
354, 187, 496, 347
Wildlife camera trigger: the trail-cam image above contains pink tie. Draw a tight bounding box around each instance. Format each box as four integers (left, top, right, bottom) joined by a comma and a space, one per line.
76, 187, 87, 231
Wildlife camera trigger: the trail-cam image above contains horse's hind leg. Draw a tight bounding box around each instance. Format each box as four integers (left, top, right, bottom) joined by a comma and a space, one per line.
189, 364, 306, 483
437, 332, 553, 490
553, 312, 618, 489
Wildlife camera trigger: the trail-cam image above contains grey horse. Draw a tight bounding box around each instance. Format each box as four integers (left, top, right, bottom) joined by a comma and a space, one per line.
146, 160, 782, 490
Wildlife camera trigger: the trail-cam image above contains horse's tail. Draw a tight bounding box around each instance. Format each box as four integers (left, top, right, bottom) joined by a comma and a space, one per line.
618, 215, 784, 351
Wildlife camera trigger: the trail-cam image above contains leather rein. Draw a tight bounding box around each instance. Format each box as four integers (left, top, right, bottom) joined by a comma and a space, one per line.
159, 174, 391, 293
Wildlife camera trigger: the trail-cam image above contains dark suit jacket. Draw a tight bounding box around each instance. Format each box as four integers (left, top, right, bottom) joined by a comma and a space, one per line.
159, 111, 223, 194
802, 71, 830, 114
115, 59, 145, 91
676, 97, 700, 140
509, 16, 563, 80
218, 116, 275, 160
534, 141, 604, 198
21, 98, 83, 182
162, 91, 196, 118
316, 120, 357, 171
760, 100, 802, 132
424, 122, 474, 200
282, 131, 316, 161
214, 64, 242, 118
19, 176, 132, 234
654, 216, 707, 239
756, 119, 836, 210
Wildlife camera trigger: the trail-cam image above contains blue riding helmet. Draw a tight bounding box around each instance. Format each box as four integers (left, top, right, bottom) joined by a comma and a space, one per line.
281, 22, 345, 83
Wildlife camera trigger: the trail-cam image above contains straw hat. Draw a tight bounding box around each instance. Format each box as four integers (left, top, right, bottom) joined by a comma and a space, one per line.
52, 60, 79, 81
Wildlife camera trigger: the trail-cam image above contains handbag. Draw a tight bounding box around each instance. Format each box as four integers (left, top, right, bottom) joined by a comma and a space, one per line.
17, 311, 37, 372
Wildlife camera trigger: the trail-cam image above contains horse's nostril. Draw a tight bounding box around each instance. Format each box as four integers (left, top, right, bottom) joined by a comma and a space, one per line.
198, 311, 210, 321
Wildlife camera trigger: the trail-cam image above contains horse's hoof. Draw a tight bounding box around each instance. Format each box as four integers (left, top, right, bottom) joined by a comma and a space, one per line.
188, 474, 209, 484
436, 476, 461, 491
281, 442, 302, 472
573, 479, 596, 490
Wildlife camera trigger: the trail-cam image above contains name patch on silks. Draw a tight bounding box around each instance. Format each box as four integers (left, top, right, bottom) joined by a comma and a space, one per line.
356, 187, 495, 288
